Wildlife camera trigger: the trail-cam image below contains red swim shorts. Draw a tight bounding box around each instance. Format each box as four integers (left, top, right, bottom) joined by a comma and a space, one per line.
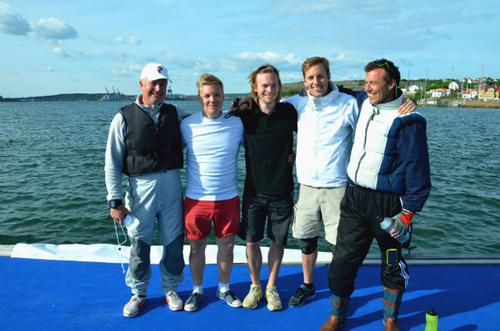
184, 196, 240, 240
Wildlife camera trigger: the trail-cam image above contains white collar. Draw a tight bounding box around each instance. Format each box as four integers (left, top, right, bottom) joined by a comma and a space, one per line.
306, 83, 339, 111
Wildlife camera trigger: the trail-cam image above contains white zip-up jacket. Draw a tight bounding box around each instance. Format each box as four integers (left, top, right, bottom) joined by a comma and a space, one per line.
347, 95, 431, 212
285, 84, 359, 187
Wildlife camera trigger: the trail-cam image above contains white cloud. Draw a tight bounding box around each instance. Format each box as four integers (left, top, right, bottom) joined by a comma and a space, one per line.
128, 63, 143, 72
43, 66, 54, 72
234, 51, 302, 71
112, 67, 129, 77
52, 46, 70, 57
284, 0, 339, 13
30, 17, 77, 40
48, 39, 63, 46
329, 53, 368, 79
221, 63, 238, 72
127, 36, 140, 45
279, 0, 409, 15
0, 3, 77, 41
283, 72, 303, 83
238, 51, 279, 61
162, 53, 214, 70
115, 35, 141, 45
134, 53, 157, 64
194, 58, 213, 71
76, 50, 92, 57
113, 51, 303, 80
0, 1, 31, 35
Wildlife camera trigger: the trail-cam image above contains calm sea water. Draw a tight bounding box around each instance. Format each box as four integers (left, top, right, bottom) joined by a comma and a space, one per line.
0, 100, 499, 258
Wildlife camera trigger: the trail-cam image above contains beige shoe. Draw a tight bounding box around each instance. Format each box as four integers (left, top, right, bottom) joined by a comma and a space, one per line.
242, 285, 262, 309
265, 287, 282, 311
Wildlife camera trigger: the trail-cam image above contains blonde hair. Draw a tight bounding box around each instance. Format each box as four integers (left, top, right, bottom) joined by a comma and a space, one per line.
248, 64, 281, 103
196, 73, 224, 95
301, 56, 331, 80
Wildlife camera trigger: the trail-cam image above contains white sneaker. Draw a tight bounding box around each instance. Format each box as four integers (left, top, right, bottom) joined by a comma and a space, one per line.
166, 291, 183, 311
123, 295, 145, 317
216, 289, 242, 308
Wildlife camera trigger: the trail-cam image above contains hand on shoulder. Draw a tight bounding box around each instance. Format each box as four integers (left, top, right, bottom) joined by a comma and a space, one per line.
229, 97, 253, 116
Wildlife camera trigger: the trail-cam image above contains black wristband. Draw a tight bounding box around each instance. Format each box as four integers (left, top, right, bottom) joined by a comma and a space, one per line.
108, 199, 123, 209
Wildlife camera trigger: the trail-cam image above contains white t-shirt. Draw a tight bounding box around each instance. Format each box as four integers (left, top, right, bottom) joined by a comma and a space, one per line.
180, 111, 243, 201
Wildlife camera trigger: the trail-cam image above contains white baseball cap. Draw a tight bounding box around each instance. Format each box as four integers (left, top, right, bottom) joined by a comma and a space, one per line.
140, 63, 169, 81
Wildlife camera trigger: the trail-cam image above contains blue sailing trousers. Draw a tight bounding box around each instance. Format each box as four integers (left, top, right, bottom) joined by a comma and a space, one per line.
124, 169, 185, 296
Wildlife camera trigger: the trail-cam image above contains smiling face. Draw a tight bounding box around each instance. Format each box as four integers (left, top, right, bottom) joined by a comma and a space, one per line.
303, 63, 330, 97
364, 68, 396, 105
253, 71, 280, 106
139, 78, 167, 106
199, 83, 224, 119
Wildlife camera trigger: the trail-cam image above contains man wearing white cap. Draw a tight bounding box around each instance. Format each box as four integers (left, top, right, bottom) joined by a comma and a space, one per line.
105, 63, 186, 317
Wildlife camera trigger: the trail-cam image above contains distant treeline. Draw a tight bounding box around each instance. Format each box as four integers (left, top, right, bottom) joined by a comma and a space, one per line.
1, 78, 498, 102
0, 93, 247, 102
0, 93, 117, 102
282, 78, 500, 97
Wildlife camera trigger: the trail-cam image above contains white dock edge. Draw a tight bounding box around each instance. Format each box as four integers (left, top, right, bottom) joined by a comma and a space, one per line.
6, 244, 500, 265
8, 243, 332, 265
0, 245, 15, 257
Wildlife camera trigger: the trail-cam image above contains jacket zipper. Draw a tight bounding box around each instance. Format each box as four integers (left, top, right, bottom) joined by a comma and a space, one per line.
354, 106, 378, 182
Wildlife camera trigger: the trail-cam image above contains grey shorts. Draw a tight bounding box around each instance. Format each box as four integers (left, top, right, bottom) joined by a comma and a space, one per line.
293, 184, 346, 245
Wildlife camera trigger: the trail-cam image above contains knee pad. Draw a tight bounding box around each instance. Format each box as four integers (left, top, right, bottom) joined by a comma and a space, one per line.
299, 237, 318, 255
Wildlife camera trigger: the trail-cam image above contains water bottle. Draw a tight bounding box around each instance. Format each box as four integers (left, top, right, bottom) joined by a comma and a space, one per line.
379, 217, 409, 244
123, 215, 140, 234
424, 309, 438, 331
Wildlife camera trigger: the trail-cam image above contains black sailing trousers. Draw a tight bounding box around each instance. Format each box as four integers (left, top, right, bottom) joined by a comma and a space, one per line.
328, 185, 410, 297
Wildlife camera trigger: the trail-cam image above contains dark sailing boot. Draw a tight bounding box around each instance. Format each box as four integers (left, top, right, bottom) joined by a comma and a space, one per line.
320, 295, 349, 330
384, 317, 400, 331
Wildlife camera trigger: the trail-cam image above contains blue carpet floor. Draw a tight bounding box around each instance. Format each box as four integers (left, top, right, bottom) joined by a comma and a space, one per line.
1, 256, 499, 330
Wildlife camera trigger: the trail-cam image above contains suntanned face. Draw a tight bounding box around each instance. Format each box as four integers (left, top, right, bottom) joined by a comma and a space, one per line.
303, 64, 330, 97
364, 68, 396, 105
199, 84, 224, 119
140, 78, 167, 106
253, 72, 280, 106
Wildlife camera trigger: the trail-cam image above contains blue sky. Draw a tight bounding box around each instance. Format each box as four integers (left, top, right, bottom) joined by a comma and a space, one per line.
1, 0, 498, 97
